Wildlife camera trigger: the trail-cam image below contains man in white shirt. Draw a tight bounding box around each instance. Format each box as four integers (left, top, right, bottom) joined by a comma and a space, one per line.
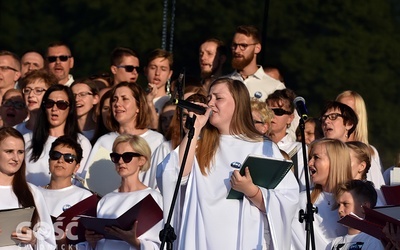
228, 25, 285, 101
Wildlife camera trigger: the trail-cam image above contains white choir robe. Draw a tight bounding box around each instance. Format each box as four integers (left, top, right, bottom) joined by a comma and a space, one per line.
291, 191, 347, 250
76, 188, 163, 250
158, 135, 299, 250
0, 184, 56, 250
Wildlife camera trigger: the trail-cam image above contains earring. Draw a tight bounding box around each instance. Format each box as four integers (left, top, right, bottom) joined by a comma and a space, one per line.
286, 123, 291, 129
166, 79, 171, 97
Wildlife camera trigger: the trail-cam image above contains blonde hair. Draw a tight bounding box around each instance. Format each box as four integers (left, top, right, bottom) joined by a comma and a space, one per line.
250, 98, 274, 131
310, 138, 352, 203
346, 141, 372, 180
336, 90, 369, 144
112, 134, 151, 172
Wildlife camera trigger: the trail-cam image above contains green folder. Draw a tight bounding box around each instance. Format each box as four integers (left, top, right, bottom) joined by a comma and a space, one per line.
227, 154, 294, 199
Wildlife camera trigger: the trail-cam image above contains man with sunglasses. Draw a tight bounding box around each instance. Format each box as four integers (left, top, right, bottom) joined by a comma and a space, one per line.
0, 50, 21, 104
46, 42, 75, 87
110, 47, 140, 86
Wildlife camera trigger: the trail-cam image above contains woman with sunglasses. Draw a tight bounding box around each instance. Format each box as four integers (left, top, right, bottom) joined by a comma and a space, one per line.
15, 69, 57, 135
158, 78, 299, 249
79, 134, 162, 250
24, 84, 92, 187
71, 79, 100, 141
266, 88, 309, 191
39, 135, 93, 248
0, 127, 56, 249
83, 82, 164, 194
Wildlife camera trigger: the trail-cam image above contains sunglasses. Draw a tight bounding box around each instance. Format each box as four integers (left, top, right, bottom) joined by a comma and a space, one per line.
110, 152, 142, 163
116, 65, 141, 73
320, 113, 344, 122
2, 100, 26, 109
49, 151, 76, 164
47, 55, 72, 63
44, 99, 70, 110
272, 108, 292, 116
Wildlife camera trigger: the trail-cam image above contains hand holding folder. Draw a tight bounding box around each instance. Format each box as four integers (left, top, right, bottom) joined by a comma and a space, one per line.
79, 194, 163, 240
227, 154, 293, 199
0, 207, 35, 247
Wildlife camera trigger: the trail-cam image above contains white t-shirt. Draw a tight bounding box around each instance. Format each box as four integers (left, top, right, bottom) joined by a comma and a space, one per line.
39, 185, 92, 217
329, 232, 384, 250
24, 133, 92, 187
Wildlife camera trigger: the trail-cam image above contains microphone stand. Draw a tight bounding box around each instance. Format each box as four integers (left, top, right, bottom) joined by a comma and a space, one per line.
297, 117, 317, 250
159, 115, 196, 250
177, 68, 185, 140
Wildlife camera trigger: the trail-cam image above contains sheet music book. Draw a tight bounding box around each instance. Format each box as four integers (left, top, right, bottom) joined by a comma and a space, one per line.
79, 194, 162, 240
381, 185, 400, 205
227, 154, 293, 199
338, 205, 400, 241
52, 194, 100, 244
0, 207, 35, 247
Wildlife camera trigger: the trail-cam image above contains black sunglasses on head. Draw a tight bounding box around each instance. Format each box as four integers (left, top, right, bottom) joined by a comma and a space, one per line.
110, 152, 142, 163
49, 151, 76, 164
116, 65, 141, 73
272, 108, 292, 116
43, 99, 70, 110
47, 55, 72, 63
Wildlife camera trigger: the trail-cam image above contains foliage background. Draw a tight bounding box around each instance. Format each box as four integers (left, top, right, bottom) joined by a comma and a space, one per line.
1, 0, 399, 168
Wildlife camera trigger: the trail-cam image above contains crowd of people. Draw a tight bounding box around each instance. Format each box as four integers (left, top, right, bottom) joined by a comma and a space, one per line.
0, 24, 398, 250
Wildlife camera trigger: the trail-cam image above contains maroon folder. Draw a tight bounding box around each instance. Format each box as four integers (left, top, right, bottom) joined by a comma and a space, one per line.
79, 194, 163, 240
338, 205, 400, 242
381, 185, 400, 205
51, 194, 100, 244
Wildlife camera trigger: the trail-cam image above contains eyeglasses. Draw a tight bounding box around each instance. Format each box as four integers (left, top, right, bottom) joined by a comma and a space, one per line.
2, 100, 26, 109
47, 55, 72, 63
320, 113, 344, 122
0, 66, 18, 72
231, 43, 257, 51
22, 87, 47, 95
43, 99, 70, 110
116, 65, 141, 73
74, 92, 93, 98
110, 152, 142, 163
272, 108, 292, 116
49, 150, 76, 164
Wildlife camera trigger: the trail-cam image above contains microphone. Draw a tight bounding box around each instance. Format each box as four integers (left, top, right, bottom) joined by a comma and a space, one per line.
293, 96, 308, 120
173, 99, 206, 115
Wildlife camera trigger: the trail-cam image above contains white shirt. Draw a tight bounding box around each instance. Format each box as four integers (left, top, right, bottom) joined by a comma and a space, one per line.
24, 133, 92, 187
0, 184, 56, 250
158, 136, 299, 249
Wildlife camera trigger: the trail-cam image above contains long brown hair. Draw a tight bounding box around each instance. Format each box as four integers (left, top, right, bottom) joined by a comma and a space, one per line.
0, 127, 39, 225
196, 78, 263, 175
109, 82, 151, 131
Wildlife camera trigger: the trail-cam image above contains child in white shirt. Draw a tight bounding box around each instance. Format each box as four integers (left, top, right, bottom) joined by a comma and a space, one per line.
329, 180, 384, 250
